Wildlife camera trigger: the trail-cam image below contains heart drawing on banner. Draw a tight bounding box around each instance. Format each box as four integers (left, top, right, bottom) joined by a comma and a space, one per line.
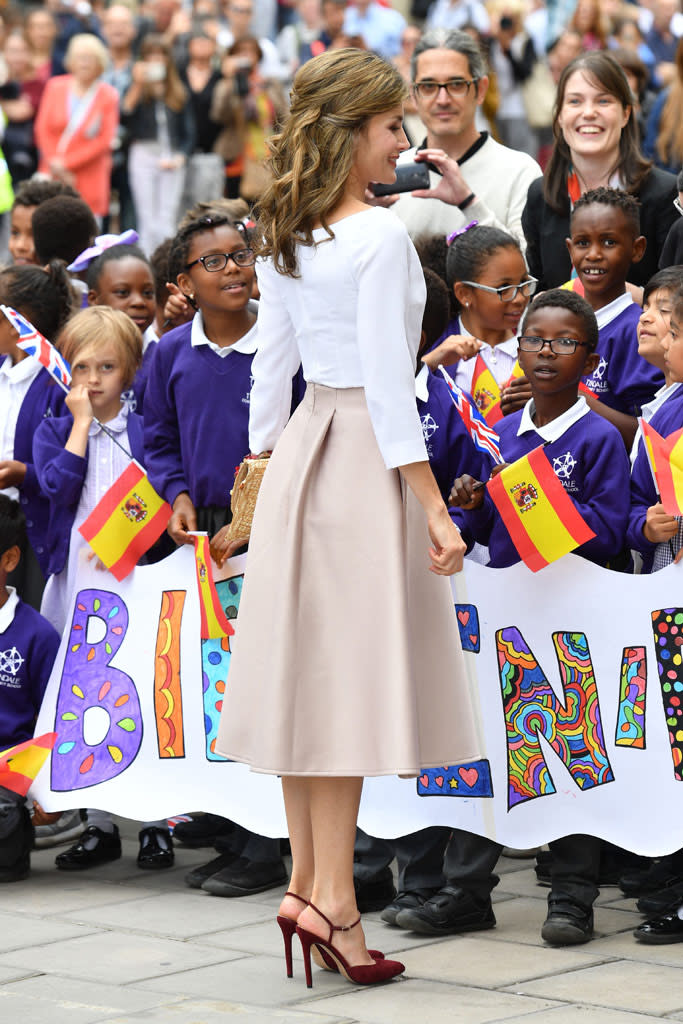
458, 766, 479, 788
457, 609, 470, 626
419, 774, 429, 787
435, 776, 444, 787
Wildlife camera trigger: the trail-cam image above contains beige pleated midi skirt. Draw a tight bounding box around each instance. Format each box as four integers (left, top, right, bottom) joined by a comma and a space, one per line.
215, 383, 481, 776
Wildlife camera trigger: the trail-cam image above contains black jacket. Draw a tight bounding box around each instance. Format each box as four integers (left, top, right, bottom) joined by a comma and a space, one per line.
522, 166, 678, 290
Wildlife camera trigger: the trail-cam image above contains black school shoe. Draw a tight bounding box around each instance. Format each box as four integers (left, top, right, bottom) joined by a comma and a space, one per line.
620, 858, 683, 897
201, 856, 287, 896
394, 885, 496, 935
637, 881, 683, 916
381, 889, 438, 927
56, 824, 122, 870
634, 908, 683, 943
172, 814, 235, 848
185, 851, 240, 889
354, 866, 396, 913
541, 895, 593, 945
137, 826, 174, 869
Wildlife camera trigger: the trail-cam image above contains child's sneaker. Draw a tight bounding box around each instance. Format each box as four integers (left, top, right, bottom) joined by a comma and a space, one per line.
34, 809, 84, 848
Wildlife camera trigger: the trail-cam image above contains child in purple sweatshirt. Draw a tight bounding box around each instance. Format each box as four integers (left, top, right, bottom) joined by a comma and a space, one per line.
0, 496, 60, 882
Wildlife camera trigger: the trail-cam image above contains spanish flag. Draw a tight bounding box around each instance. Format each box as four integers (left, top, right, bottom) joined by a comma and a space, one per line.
0, 732, 57, 797
641, 420, 683, 515
192, 533, 235, 639
487, 445, 596, 572
79, 461, 171, 581
471, 356, 525, 424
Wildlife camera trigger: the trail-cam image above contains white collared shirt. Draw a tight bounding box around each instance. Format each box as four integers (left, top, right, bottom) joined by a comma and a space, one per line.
414, 363, 430, 402
0, 587, 19, 632
517, 396, 590, 442
190, 310, 258, 359
595, 291, 634, 331
451, 322, 520, 398
630, 381, 680, 464
0, 355, 42, 501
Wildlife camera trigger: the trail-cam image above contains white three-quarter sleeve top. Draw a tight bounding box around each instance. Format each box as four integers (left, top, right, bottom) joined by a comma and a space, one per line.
248, 206, 429, 470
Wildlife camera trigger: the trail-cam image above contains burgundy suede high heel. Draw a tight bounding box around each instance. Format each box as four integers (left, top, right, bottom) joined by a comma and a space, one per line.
296, 901, 405, 988
277, 892, 307, 978
276, 891, 386, 977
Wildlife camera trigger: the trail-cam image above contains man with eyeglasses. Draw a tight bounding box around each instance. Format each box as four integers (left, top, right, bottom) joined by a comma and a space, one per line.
386, 29, 541, 246
661, 169, 683, 268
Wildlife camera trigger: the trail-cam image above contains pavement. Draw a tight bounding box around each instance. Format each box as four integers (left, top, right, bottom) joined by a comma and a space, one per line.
1, 819, 682, 1024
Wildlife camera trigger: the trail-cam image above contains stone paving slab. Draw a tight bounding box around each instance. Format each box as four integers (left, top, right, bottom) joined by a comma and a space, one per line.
57, 889, 273, 939
502, 960, 683, 1016
0, 974, 186, 1024
487, 1007, 683, 1024
100, 999, 354, 1024
482, 896, 642, 947
396, 933, 616, 988
0, 910, 99, 953
289, 978, 560, 1024
0, 931, 235, 986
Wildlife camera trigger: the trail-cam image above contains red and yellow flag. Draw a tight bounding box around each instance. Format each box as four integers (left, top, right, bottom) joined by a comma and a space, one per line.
641, 420, 683, 515
79, 461, 171, 581
487, 445, 596, 572
192, 533, 235, 639
471, 356, 525, 424
0, 732, 57, 797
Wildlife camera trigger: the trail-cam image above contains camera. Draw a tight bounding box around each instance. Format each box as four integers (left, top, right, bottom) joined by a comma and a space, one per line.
370, 160, 431, 198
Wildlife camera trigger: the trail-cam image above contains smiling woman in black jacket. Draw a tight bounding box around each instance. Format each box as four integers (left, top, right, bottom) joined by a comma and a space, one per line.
522, 51, 677, 291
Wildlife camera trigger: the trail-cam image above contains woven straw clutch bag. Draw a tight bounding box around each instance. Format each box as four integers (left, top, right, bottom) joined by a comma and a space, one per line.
226, 455, 270, 542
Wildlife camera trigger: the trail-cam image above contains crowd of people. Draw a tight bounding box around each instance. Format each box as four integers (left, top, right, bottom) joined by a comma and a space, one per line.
3, 0, 683, 991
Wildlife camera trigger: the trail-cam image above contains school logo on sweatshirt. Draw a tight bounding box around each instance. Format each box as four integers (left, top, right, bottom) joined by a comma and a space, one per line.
242, 375, 255, 406
552, 451, 578, 493
583, 356, 608, 396
0, 646, 24, 685
421, 412, 438, 457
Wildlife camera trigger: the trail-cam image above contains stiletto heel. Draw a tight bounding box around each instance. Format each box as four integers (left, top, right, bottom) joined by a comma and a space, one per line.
276, 891, 308, 978
295, 901, 404, 988
277, 916, 297, 978
277, 891, 386, 978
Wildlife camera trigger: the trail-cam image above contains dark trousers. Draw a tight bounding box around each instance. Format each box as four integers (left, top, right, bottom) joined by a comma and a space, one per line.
444, 827, 600, 907
354, 826, 450, 891
0, 787, 32, 874
215, 823, 282, 864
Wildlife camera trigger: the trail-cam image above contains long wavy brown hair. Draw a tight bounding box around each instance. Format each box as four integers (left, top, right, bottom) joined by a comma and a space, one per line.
657, 38, 683, 169
544, 51, 651, 214
257, 48, 407, 277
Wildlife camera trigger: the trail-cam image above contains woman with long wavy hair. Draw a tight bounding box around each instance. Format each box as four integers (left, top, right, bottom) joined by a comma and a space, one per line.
522, 51, 677, 291
215, 47, 480, 987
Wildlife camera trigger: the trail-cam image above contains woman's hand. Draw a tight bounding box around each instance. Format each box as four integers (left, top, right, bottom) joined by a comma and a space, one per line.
0, 460, 26, 489
413, 148, 476, 207
500, 376, 532, 416
421, 333, 481, 371
426, 505, 466, 575
168, 492, 197, 545
449, 473, 486, 510
644, 503, 679, 544
210, 525, 248, 567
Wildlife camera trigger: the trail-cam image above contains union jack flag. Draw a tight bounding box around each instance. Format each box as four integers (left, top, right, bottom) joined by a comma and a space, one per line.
438, 364, 503, 465
1, 305, 71, 389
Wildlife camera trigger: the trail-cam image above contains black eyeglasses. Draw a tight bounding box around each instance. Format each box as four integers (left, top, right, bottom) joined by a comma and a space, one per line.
413, 78, 478, 99
185, 249, 255, 272
518, 336, 591, 355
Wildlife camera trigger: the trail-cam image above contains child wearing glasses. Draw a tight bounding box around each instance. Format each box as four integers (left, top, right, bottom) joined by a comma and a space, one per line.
421, 224, 537, 423
143, 212, 298, 898
566, 187, 663, 448
398, 290, 630, 949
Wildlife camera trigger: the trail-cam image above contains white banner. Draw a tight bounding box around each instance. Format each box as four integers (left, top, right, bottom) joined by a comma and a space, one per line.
33, 548, 683, 855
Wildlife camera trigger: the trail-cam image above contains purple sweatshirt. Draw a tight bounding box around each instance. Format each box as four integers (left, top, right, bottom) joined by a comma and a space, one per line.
581, 302, 664, 416
0, 359, 66, 574
453, 401, 631, 568
0, 591, 60, 748
628, 383, 683, 571
416, 368, 487, 501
